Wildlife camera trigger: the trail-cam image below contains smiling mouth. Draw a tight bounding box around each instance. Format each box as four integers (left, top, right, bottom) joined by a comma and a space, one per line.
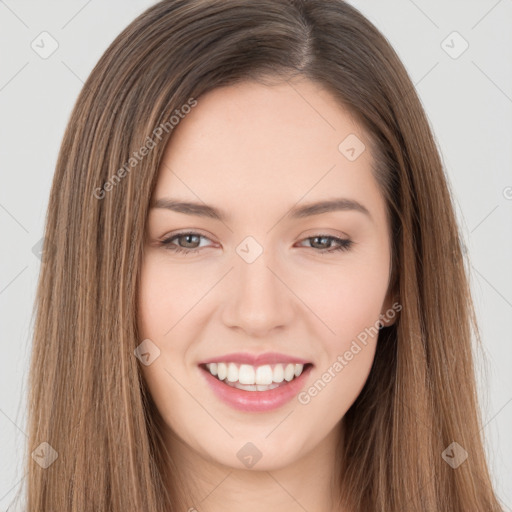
199, 362, 314, 392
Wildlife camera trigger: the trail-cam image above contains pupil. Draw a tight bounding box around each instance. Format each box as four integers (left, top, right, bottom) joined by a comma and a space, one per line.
183, 234, 197, 247
314, 236, 328, 248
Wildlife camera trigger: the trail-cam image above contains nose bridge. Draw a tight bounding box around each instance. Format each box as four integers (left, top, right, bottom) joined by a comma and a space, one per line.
222, 237, 294, 335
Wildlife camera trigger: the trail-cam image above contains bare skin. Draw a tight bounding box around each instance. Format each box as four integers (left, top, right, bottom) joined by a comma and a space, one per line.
137, 77, 396, 512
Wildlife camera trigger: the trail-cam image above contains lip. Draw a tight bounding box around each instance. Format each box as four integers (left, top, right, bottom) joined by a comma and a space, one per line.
198, 352, 312, 366
199, 363, 314, 413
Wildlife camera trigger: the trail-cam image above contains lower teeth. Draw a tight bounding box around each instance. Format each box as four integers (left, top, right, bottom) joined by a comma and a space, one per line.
222, 379, 287, 392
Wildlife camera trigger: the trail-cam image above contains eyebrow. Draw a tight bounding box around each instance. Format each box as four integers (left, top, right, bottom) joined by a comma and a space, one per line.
150, 197, 372, 222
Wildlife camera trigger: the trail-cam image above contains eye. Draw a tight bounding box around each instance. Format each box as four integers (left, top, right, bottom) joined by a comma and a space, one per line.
160, 231, 212, 255
296, 235, 353, 254
159, 232, 353, 255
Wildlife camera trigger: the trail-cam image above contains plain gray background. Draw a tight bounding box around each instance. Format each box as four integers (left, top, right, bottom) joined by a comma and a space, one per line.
1, 0, 511, 509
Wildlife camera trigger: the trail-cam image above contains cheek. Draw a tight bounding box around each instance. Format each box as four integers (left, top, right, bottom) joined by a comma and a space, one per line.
137, 258, 196, 393
299, 340, 377, 423
291, 255, 390, 347
136, 257, 195, 436
294, 251, 388, 408
299, 283, 382, 416
137, 254, 207, 410
137, 253, 202, 339
138, 258, 165, 338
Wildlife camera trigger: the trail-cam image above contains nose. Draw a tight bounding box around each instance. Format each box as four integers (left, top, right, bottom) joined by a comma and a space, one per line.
221, 249, 296, 338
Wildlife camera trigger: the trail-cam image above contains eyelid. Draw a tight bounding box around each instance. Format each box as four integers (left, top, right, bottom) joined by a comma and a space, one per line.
160, 229, 216, 243
300, 227, 351, 239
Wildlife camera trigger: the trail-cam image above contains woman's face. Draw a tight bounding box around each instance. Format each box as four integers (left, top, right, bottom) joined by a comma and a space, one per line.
138, 77, 395, 471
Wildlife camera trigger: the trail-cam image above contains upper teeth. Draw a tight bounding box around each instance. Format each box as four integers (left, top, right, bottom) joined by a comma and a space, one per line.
206, 362, 304, 385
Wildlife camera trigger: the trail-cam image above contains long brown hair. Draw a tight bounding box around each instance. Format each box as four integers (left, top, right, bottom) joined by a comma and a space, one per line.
24, 0, 504, 510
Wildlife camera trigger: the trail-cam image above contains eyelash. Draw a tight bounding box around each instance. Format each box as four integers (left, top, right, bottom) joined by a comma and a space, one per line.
159, 232, 353, 255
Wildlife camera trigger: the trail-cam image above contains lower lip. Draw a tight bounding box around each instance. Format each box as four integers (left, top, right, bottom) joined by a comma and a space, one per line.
199, 364, 313, 412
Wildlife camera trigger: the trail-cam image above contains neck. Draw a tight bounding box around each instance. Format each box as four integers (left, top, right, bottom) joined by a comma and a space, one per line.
162, 421, 347, 512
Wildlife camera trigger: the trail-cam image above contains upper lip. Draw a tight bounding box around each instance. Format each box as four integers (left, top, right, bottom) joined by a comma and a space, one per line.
199, 352, 312, 366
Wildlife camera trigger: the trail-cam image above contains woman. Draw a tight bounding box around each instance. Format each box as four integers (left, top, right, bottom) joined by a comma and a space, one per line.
25, 0, 504, 510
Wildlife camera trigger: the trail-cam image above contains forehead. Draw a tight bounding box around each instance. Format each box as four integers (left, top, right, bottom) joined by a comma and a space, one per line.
153, 78, 385, 225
